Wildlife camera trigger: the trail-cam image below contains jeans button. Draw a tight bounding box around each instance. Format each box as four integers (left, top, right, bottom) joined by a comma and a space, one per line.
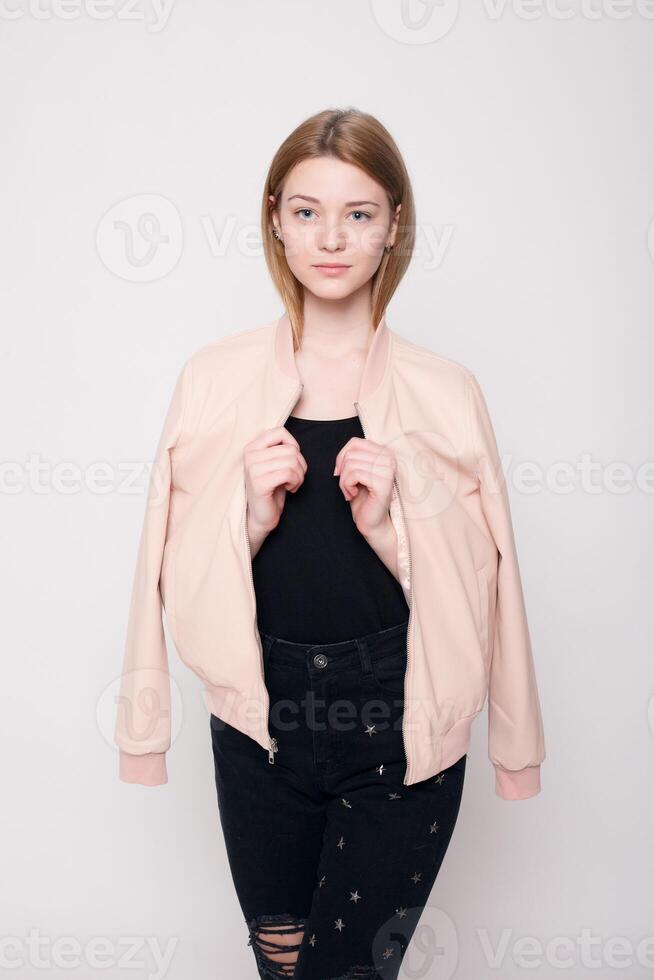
313, 652, 328, 669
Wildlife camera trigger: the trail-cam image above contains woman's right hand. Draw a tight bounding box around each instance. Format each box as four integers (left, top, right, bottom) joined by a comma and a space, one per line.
243, 425, 307, 556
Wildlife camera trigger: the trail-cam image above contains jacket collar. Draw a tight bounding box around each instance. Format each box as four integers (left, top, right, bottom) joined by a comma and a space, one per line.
272, 309, 392, 406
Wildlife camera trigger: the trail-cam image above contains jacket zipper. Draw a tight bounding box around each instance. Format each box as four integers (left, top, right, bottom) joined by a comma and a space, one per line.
242, 381, 305, 766
353, 400, 414, 785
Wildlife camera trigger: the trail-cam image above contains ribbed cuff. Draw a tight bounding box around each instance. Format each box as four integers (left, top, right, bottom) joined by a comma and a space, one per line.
119, 750, 168, 786
494, 763, 541, 800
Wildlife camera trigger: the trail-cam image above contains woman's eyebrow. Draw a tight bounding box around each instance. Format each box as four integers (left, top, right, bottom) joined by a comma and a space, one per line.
287, 194, 381, 209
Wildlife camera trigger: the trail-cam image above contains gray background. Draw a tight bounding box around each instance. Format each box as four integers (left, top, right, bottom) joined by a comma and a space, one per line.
1, 1, 651, 977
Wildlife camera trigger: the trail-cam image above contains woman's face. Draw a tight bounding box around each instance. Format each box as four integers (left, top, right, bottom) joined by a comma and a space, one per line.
270, 155, 400, 302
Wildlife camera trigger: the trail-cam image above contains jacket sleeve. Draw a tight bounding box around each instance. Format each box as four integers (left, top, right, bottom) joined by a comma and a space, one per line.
465, 372, 545, 800
113, 356, 193, 786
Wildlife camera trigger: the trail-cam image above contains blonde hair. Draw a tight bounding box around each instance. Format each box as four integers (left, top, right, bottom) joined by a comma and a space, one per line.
261, 107, 416, 349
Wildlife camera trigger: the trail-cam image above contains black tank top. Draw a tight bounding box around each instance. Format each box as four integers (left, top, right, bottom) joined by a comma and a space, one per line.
252, 413, 410, 643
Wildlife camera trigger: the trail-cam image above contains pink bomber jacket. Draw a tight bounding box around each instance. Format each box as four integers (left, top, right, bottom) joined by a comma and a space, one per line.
114, 312, 546, 799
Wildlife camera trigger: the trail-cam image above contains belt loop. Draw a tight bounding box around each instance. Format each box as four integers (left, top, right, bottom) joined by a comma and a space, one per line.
260, 632, 275, 666
357, 636, 374, 678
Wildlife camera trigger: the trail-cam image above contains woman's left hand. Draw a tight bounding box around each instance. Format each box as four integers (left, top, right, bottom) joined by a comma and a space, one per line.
333, 437, 396, 536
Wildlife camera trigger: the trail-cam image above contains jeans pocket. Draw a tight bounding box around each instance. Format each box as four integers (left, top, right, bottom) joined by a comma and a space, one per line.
369, 648, 408, 698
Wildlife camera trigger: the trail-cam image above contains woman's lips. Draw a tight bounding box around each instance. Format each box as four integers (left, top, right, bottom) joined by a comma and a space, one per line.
312, 264, 351, 276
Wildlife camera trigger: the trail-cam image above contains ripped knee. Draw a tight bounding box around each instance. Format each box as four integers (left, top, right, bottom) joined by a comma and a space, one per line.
246, 913, 307, 978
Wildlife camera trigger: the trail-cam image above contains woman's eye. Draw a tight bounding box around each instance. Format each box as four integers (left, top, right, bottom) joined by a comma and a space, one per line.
349, 210, 372, 222
295, 208, 316, 221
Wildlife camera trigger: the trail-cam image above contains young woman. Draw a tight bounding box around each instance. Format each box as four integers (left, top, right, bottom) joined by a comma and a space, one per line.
115, 108, 545, 980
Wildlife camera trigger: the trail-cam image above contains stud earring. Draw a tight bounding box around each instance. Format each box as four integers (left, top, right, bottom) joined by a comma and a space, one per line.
385, 243, 393, 253
273, 229, 284, 244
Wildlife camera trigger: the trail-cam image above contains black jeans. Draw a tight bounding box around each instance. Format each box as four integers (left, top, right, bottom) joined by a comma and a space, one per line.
210, 619, 466, 980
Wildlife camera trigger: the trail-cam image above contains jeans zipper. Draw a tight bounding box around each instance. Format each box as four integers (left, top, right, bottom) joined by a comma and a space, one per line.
353, 400, 415, 785
242, 381, 305, 766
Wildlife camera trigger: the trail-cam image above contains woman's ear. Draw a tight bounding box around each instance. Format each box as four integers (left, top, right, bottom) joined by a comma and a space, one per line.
268, 193, 281, 238
388, 202, 402, 248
